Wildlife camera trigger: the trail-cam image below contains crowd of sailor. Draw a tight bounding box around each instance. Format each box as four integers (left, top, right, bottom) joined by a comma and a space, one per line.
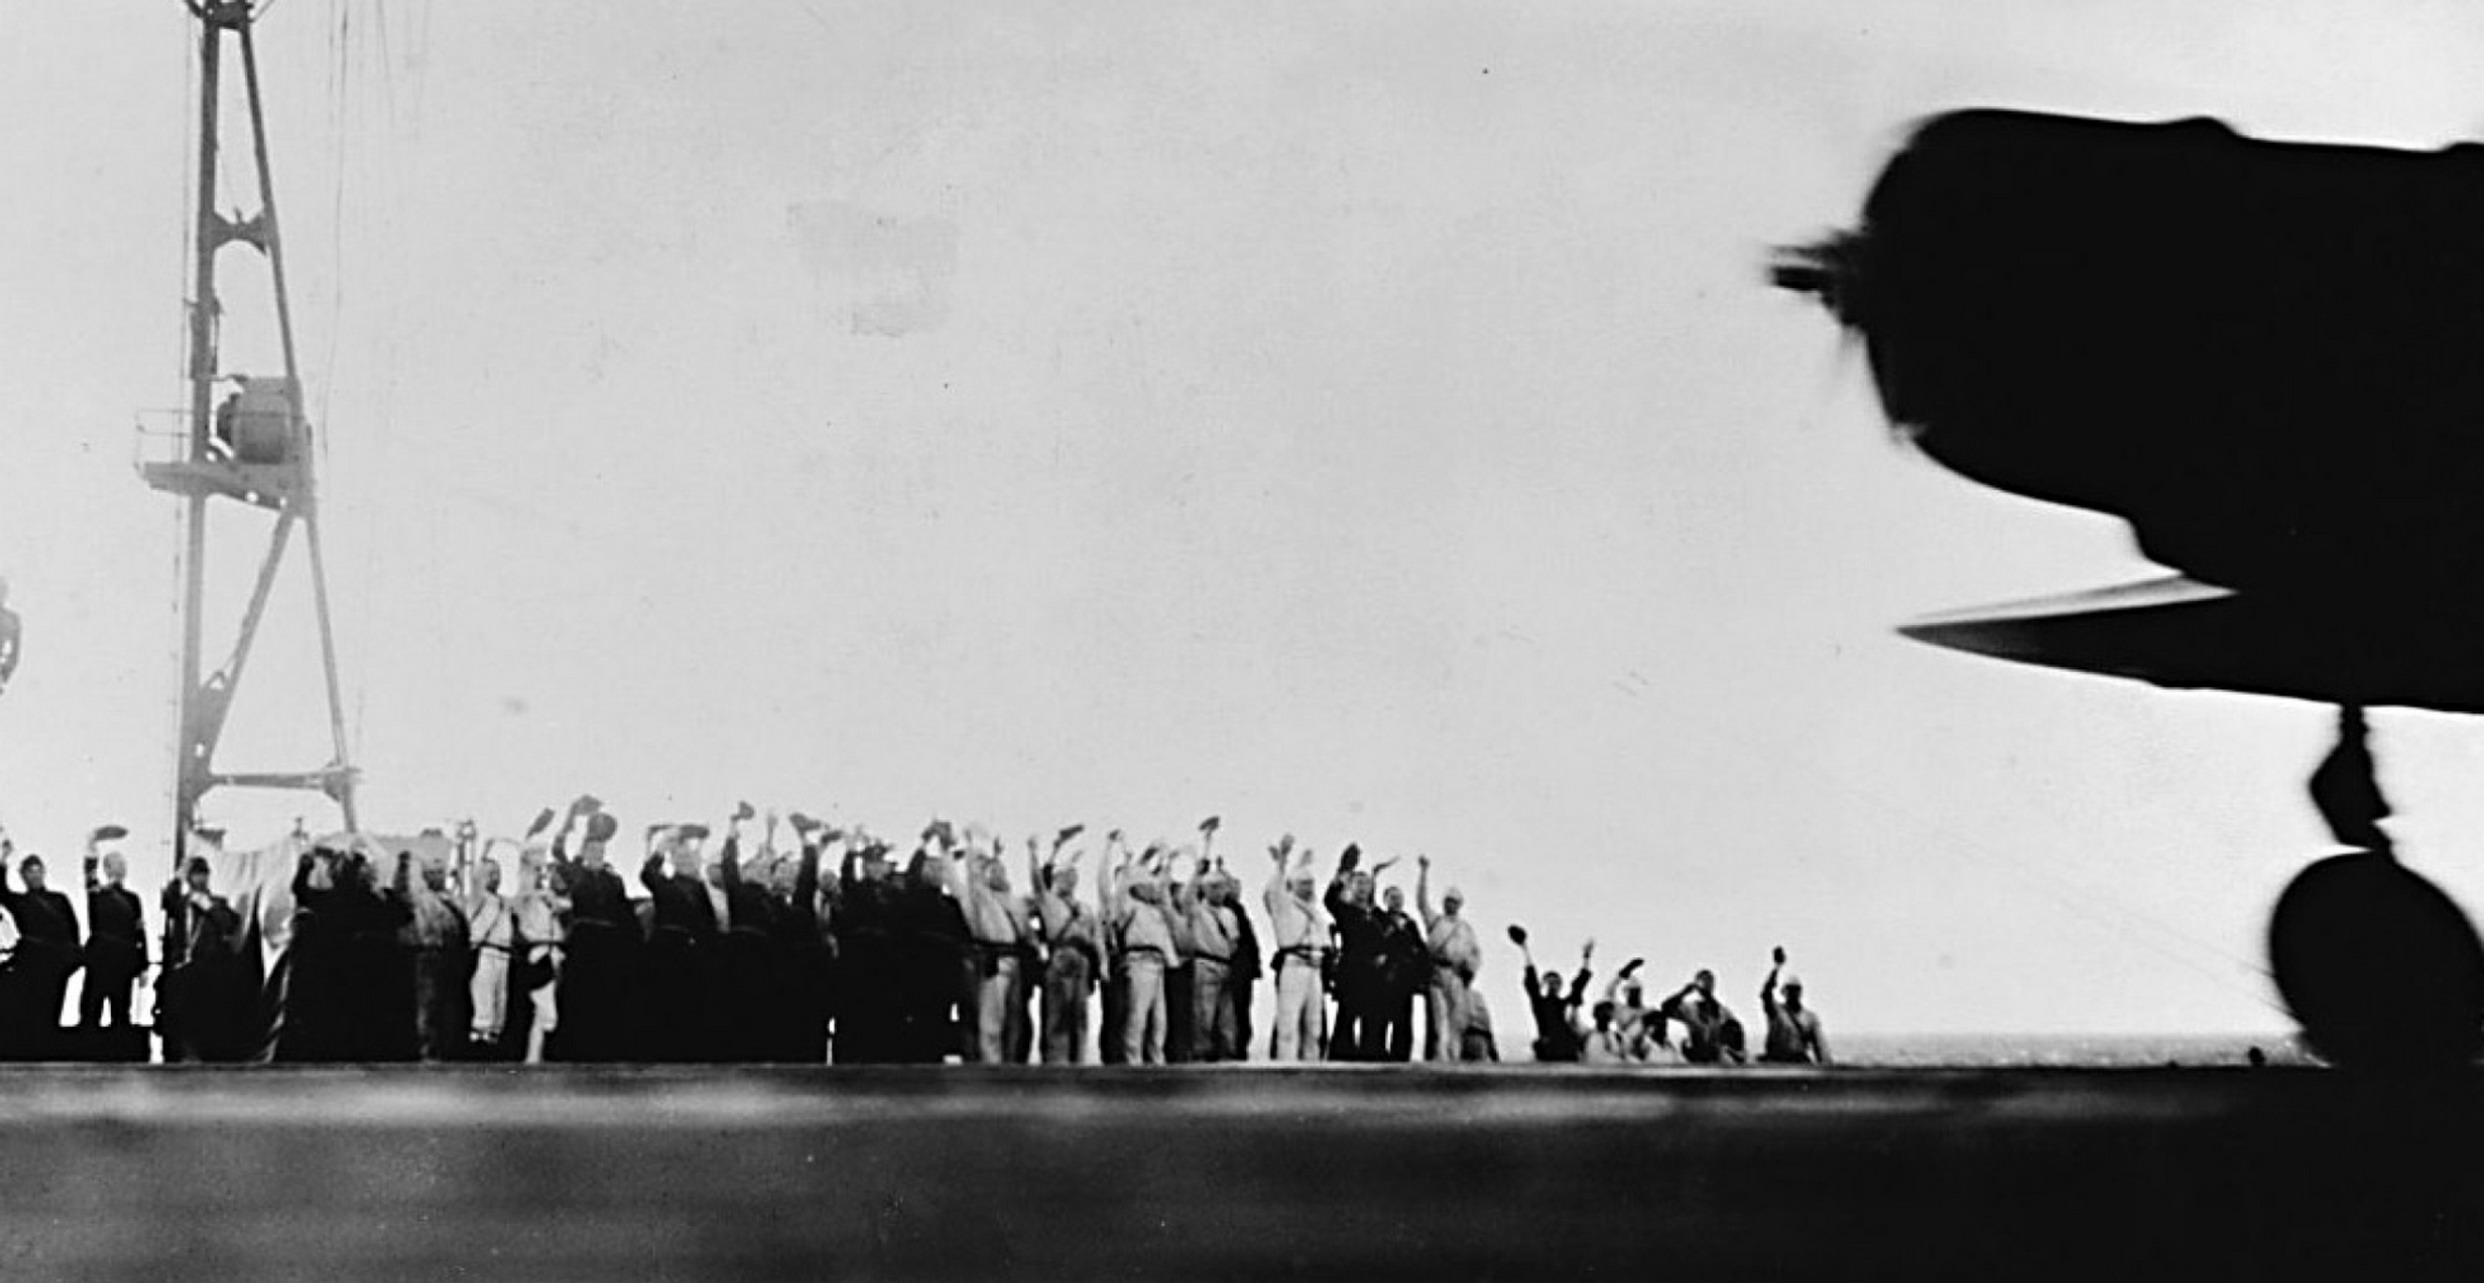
0, 800, 1827, 1067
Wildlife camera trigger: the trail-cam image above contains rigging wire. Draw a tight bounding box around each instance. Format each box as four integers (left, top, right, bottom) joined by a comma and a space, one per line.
169, 3, 201, 838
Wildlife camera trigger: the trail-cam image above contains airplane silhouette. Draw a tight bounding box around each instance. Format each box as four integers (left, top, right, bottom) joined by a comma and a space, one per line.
1777, 108, 2484, 1069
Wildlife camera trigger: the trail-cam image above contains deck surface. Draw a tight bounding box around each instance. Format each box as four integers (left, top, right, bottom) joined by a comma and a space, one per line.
1, 1065, 2478, 1280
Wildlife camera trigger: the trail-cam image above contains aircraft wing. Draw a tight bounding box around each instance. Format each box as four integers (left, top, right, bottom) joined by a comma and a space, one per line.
1901, 575, 2484, 714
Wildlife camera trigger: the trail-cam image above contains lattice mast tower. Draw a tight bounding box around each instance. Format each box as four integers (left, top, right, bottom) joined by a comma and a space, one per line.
143, 0, 359, 871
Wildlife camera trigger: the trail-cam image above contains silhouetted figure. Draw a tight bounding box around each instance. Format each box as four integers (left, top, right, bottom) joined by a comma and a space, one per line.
770, 818, 832, 1064
0, 852, 79, 1057
1228, 878, 1262, 1062
355, 851, 421, 1061
277, 845, 415, 1062
715, 820, 783, 1064
1323, 846, 1386, 1061
1512, 927, 1590, 1063
549, 803, 640, 1061
642, 826, 723, 1062
79, 832, 146, 1033
157, 855, 245, 1062
1373, 883, 1427, 1061
274, 846, 348, 1062
894, 850, 971, 1065
831, 841, 906, 1064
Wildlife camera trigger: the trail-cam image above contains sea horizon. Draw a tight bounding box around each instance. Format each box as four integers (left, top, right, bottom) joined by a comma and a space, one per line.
1830, 1030, 2312, 1068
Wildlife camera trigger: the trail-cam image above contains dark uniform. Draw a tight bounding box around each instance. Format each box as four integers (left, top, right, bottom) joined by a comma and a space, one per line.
156, 875, 245, 1061
0, 872, 79, 1058
1229, 906, 1262, 1063
548, 829, 640, 1061
641, 853, 723, 1062
894, 869, 970, 1064
767, 842, 832, 1064
1373, 905, 1428, 1062
1323, 876, 1386, 1061
830, 861, 904, 1064
80, 875, 147, 1030
1524, 963, 1591, 1063
715, 839, 781, 1064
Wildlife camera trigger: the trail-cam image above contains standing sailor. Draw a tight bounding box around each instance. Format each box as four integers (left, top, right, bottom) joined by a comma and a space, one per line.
1416, 856, 1480, 1062
465, 855, 515, 1056
1263, 837, 1328, 1061
1032, 830, 1102, 1063
80, 826, 147, 1035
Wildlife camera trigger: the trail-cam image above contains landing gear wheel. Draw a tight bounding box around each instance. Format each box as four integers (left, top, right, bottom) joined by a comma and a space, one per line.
2270, 852, 2484, 1070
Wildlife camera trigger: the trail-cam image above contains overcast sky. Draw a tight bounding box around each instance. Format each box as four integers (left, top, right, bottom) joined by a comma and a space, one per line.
10, 1, 2484, 1035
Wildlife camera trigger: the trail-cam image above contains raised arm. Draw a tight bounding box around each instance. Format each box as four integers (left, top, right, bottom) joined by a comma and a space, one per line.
1415, 855, 1434, 925
1100, 831, 1127, 918
1566, 939, 1595, 1006
1507, 923, 1541, 999
1324, 843, 1355, 917
721, 803, 758, 887
1173, 854, 1207, 914
1604, 956, 1643, 1006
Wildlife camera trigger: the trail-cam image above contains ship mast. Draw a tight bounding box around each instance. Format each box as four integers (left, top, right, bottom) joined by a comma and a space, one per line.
145, 0, 359, 869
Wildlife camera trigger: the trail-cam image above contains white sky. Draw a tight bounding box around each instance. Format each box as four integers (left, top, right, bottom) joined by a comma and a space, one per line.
9, 0, 2484, 1035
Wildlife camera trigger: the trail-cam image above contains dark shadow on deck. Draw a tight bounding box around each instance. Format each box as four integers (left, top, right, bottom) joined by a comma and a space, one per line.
0, 1066, 2478, 1280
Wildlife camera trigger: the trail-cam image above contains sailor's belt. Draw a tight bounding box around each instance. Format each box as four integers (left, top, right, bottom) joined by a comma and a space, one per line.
477, 941, 515, 954
1122, 946, 1167, 960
